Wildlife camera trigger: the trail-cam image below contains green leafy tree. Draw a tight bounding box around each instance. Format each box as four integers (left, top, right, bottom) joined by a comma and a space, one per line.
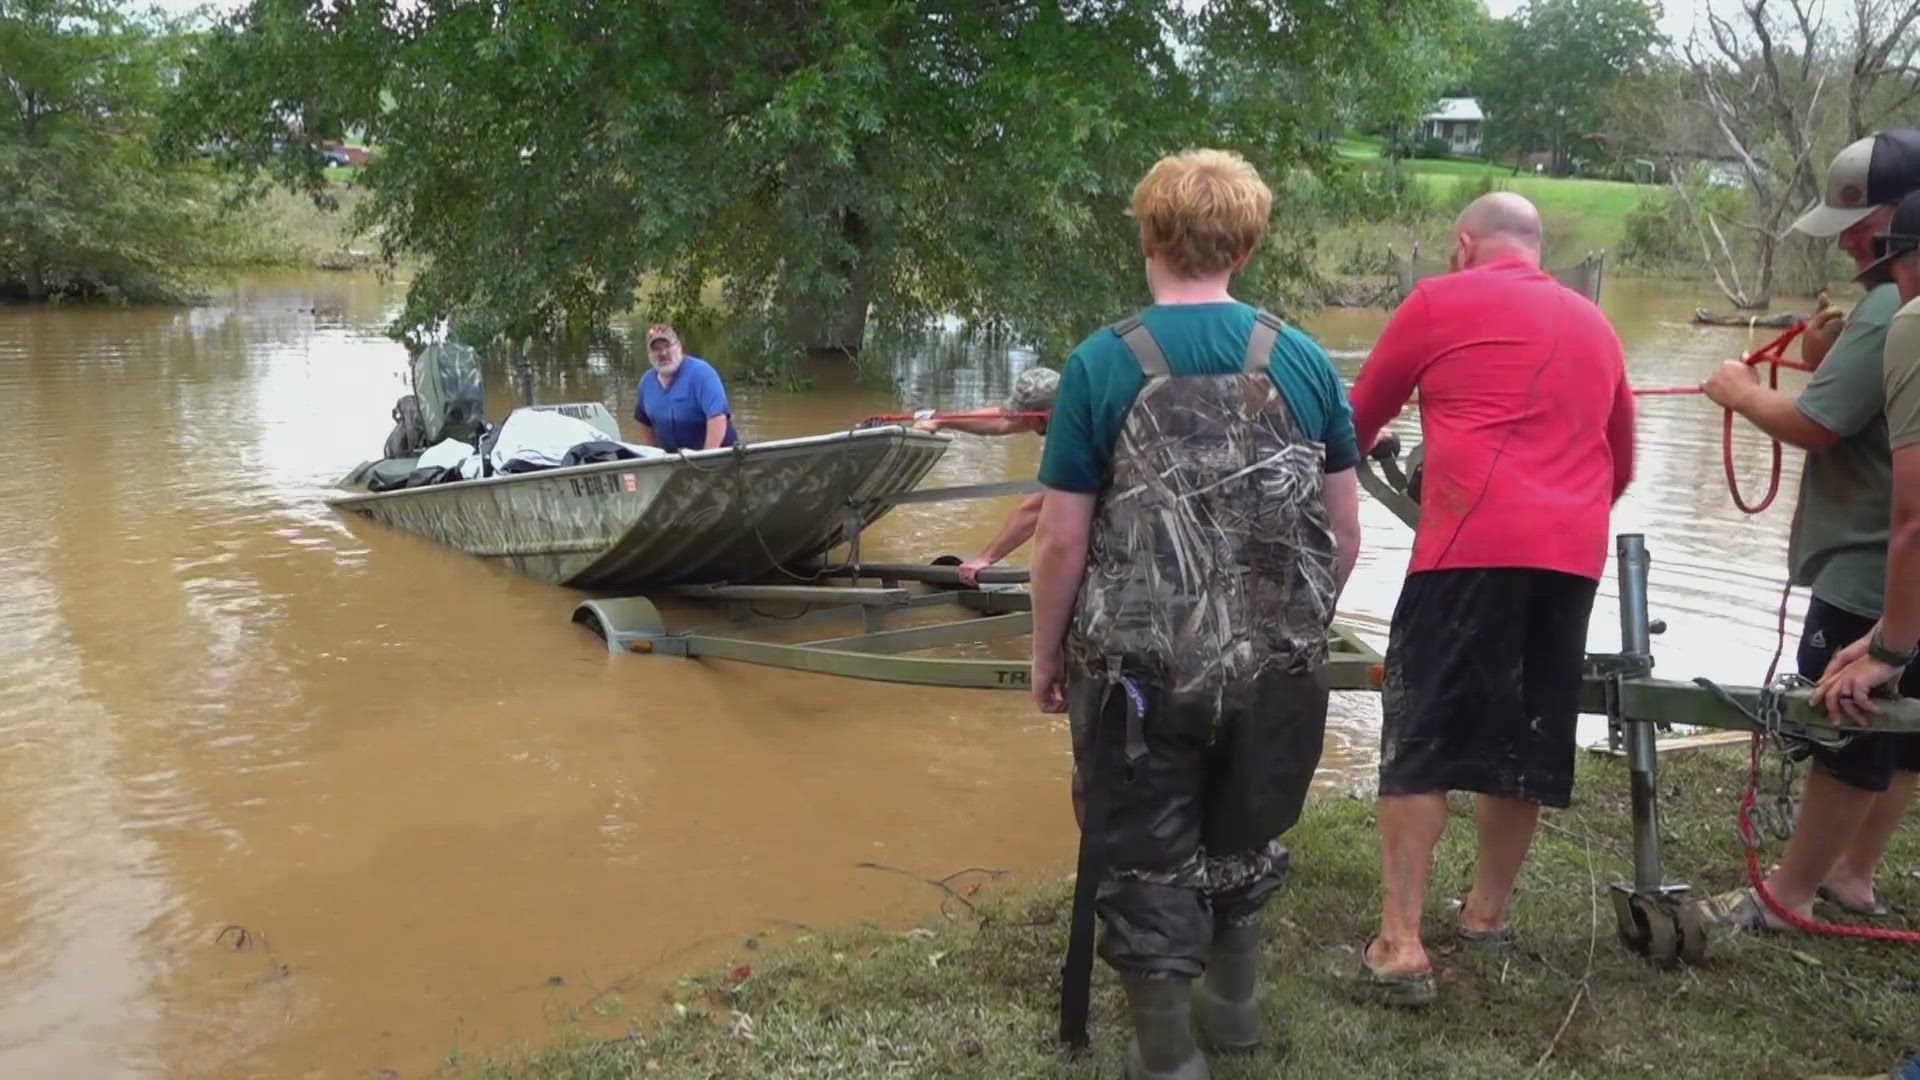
1, 0, 228, 301
166, 0, 1479, 360
1475, 0, 1663, 174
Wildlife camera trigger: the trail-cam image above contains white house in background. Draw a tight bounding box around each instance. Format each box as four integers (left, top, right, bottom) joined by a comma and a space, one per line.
1419, 98, 1484, 155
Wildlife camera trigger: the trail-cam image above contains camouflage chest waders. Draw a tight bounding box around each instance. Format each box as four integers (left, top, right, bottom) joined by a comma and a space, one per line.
1059, 310, 1338, 1049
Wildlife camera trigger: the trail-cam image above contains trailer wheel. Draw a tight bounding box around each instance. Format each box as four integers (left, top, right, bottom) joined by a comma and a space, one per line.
1639, 898, 1681, 966
1675, 902, 1710, 965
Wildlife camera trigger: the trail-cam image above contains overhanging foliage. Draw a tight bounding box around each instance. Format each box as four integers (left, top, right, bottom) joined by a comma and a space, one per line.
166, 0, 1479, 360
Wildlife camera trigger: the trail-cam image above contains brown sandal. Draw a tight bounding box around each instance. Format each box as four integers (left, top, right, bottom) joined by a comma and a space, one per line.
1442, 898, 1514, 945
1344, 941, 1437, 1007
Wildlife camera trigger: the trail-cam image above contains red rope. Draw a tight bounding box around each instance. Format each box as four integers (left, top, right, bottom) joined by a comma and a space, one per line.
1723, 324, 1810, 514
1736, 581, 1920, 942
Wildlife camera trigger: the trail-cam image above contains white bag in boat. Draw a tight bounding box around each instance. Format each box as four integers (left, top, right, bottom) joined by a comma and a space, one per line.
417, 437, 475, 472
489, 408, 616, 472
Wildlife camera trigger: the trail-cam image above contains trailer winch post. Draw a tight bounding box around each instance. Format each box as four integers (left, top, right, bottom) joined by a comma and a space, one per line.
1607, 534, 1708, 965
1617, 534, 1664, 893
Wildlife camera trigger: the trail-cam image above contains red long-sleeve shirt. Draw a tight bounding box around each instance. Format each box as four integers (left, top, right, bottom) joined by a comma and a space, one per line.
1350, 257, 1636, 581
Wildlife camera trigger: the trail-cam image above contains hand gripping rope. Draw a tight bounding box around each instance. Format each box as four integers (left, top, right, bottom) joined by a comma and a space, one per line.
1630, 322, 1811, 513
1719, 324, 1811, 514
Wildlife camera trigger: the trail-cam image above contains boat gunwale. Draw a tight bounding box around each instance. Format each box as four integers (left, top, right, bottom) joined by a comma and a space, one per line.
325, 424, 950, 507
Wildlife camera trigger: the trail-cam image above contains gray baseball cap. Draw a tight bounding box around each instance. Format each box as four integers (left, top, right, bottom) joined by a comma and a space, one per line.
1792, 129, 1920, 237
1005, 366, 1060, 413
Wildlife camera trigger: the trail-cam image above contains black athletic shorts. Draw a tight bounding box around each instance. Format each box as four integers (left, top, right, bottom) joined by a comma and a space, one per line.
1378, 568, 1599, 809
1793, 595, 1920, 793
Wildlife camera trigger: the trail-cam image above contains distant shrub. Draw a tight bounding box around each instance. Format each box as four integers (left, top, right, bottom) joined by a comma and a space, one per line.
1446, 173, 1502, 216
1288, 164, 1435, 227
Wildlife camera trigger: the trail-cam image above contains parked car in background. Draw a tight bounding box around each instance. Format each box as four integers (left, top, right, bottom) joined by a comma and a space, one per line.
318, 142, 371, 168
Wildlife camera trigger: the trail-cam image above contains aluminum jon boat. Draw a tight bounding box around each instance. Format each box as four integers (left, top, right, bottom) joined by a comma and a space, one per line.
328, 415, 950, 589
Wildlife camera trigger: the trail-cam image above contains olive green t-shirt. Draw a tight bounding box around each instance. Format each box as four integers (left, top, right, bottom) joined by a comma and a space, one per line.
1884, 294, 1920, 451
1789, 283, 1903, 617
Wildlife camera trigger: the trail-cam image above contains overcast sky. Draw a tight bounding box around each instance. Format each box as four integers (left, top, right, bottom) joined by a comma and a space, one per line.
1483, 0, 1855, 43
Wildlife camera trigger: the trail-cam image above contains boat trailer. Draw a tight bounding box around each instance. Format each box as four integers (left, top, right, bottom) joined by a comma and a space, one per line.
573, 449, 1920, 966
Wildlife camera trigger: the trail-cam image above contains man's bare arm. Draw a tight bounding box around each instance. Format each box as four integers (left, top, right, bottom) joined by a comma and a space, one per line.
1321, 468, 1360, 597
1701, 370, 1838, 451
918, 412, 1029, 437
978, 494, 1043, 563
1030, 490, 1095, 712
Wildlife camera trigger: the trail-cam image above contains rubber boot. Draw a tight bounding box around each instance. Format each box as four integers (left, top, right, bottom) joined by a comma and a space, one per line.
1194, 922, 1262, 1050
1121, 975, 1210, 1080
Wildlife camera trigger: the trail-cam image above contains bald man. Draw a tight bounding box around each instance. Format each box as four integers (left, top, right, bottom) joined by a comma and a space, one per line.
1345, 193, 1636, 1003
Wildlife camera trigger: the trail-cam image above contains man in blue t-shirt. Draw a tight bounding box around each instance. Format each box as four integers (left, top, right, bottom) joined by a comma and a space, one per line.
633, 323, 739, 452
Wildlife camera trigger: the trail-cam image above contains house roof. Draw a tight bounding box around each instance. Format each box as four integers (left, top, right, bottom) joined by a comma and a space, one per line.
1422, 98, 1483, 122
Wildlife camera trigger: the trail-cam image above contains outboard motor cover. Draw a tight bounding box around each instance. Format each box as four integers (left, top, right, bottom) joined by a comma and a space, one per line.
413, 342, 486, 445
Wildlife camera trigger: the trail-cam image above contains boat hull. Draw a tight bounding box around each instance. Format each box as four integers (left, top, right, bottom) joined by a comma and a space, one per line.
328, 427, 949, 589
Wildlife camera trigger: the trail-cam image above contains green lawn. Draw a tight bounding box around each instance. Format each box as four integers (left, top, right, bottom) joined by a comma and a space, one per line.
1430, 173, 1643, 256
1328, 134, 1647, 262
1334, 136, 1386, 161
1335, 134, 1511, 176
462, 749, 1917, 1080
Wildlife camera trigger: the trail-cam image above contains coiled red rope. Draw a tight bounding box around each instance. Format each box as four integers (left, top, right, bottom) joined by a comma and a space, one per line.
1723, 323, 1810, 513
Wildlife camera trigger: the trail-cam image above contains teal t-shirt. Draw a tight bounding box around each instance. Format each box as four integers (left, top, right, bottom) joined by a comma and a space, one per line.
1039, 302, 1358, 494
1789, 282, 1903, 617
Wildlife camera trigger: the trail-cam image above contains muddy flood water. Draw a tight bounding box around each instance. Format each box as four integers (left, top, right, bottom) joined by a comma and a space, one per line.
0, 270, 1822, 1078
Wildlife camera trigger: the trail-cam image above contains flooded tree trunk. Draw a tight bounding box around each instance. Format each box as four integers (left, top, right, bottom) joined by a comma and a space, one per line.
21, 258, 46, 302
1745, 235, 1776, 311
787, 207, 874, 358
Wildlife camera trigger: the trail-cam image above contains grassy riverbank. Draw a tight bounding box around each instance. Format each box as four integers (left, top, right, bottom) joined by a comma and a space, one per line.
465, 748, 1918, 1079
1324, 137, 1649, 277
209, 183, 377, 272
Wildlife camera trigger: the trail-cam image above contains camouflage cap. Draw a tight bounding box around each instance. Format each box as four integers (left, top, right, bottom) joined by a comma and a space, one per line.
1005, 366, 1060, 413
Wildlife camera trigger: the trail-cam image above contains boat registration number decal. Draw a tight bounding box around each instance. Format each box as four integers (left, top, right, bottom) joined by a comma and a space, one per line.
569, 473, 620, 498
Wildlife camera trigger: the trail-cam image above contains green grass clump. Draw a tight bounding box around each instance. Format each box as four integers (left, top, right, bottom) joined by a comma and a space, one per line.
465, 748, 1919, 1079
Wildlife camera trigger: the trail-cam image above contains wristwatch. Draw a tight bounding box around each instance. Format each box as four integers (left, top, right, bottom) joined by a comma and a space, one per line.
1868, 627, 1919, 667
